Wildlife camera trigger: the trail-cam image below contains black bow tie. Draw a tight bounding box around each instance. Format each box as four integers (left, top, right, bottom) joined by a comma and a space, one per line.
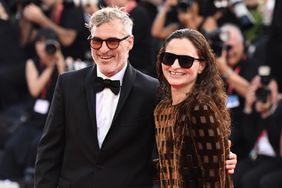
94, 77, 120, 95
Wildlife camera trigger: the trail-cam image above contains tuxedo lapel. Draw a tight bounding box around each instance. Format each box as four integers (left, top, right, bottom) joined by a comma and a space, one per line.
112, 64, 136, 124
100, 64, 136, 149
85, 65, 100, 150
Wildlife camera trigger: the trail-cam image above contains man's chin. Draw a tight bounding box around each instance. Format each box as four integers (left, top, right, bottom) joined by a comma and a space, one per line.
99, 68, 116, 77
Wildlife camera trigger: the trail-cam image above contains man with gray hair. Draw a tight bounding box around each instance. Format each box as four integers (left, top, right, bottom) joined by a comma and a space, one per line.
34, 7, 159, 188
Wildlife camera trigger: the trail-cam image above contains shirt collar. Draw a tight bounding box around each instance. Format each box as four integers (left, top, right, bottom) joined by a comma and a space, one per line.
96, 63, 127, 86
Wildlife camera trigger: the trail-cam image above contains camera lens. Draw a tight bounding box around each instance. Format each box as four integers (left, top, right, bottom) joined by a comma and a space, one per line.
211, 42, 224, 57
204, 29, 229, 57
255, 87, 270, 103
45, 39, 58, 55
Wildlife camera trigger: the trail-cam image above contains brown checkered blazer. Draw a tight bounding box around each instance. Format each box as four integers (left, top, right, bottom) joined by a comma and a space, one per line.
154, 98, 233, 188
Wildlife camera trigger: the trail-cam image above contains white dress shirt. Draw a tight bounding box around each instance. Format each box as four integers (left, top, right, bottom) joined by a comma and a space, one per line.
96, 64, 127, 148
256, 131, 276, 157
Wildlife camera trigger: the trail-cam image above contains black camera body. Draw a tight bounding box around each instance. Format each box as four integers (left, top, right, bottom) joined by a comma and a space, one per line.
204, 29, 230, 57
255, 87, 270, 103
45, 39, 59, 56
255, 66, 271, 103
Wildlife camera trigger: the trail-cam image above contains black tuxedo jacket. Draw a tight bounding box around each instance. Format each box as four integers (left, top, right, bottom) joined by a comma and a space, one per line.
34, 64, 159, 188
242, 100, 282, 155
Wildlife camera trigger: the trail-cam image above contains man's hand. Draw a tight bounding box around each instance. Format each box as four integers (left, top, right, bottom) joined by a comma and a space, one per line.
226, 151, 237, 174
226, 140, 237, 174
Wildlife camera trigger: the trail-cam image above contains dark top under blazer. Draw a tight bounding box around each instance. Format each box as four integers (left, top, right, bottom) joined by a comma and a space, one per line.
34, 64, 159, 188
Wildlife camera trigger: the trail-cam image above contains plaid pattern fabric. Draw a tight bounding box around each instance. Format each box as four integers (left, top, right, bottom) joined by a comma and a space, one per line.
154, 99, 233, 188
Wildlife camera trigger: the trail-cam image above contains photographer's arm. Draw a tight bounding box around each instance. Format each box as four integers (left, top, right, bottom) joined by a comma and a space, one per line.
26, 59, 55, 97
23, 4, 77, 47
19, 17, 37, 46
216, 51, 250, 97
243, 80, 258, 114
55, 50, 66, 74
151, 0, 178, 39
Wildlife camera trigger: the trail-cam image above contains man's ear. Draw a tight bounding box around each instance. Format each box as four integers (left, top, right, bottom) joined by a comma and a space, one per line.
128, 35, 134, 50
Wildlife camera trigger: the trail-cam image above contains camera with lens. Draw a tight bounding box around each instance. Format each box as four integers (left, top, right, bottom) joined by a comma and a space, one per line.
45, 39, 59, 56
204, 29, 230, 57
213, 0, 255, 30
255, 66, 271, 103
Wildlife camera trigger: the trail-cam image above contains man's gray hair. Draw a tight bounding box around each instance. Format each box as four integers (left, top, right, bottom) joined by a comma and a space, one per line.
87, 7, 133, 36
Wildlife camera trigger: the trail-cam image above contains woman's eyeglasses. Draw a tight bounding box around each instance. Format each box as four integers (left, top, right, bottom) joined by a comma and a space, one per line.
160, 52, 204, 69
87, 35, 130, 50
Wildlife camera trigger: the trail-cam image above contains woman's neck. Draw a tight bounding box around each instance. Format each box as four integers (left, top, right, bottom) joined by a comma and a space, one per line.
171, 85, 193, 105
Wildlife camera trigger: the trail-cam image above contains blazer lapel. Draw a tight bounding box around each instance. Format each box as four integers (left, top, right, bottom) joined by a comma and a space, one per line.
112, 63, 136, 124
100, 64, 136, 149
85, 65, 100, 150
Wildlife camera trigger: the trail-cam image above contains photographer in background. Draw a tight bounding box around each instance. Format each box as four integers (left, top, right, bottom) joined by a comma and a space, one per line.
20, 0, 88, 60
0, 28, 65, 188
211, 0, 255, 30
215, 24, 254, 96
215, 23, 262, 159
151, 0, 218, 39
233, 66, 282, 188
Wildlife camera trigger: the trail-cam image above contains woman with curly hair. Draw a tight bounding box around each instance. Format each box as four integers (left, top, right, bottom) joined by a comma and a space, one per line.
154, 28, 233, 188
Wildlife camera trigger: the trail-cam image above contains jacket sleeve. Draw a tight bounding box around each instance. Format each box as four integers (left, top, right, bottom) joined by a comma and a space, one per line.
34, 75, 66, 188
189, 102, 232, 188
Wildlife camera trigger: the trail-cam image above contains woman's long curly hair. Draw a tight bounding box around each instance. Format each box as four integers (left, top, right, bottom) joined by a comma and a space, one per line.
156, 28, 230, 137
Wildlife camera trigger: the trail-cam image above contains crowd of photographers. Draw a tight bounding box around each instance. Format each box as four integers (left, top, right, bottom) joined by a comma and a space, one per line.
0, 0, 281, 187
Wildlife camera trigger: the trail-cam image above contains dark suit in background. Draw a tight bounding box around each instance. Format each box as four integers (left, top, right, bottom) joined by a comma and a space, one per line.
266, 0, 282, 91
